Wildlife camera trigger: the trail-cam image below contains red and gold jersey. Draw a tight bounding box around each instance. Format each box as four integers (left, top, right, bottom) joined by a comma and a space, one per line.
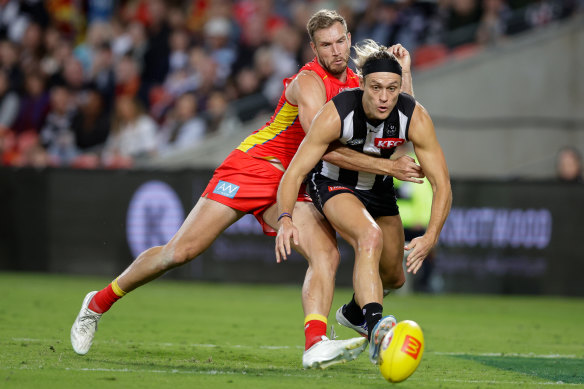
236, 58, 359, 169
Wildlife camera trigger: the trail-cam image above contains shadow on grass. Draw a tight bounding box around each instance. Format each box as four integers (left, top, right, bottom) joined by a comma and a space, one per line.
455, 354, 584, 384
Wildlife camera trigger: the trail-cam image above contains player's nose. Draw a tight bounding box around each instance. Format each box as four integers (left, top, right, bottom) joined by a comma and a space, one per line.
379, 89, 389, 102
331, 43, 340, 55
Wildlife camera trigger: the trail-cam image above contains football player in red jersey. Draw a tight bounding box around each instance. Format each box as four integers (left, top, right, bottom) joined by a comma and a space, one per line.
71, 10, 422, 368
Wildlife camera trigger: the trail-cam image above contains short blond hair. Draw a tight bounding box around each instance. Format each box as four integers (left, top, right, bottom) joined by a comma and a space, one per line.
352, 39, 399, 77
306, 9, 347, 43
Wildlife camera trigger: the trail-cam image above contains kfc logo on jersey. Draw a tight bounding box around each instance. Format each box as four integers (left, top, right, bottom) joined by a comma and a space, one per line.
375, 138, 405, 149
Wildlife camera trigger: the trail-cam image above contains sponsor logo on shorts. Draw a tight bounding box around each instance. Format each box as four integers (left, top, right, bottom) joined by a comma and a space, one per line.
213, 180, 240, 198
374, 137, 405, 149
401, 335, 422, 360
328, 186, 353, 192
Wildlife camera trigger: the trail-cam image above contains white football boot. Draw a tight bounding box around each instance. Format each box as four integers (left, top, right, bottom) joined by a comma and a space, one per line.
71, 291, 101, 355
368, 315, 397, 364
302, 335, 367, 369
335, 305, 368, 337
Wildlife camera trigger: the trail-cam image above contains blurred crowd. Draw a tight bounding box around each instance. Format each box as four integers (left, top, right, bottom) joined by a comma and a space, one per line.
0, 0, 581, 169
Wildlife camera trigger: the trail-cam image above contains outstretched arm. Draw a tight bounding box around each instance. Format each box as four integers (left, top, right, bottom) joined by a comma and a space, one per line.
405, 103, 452, 274
275, 102, 341, 262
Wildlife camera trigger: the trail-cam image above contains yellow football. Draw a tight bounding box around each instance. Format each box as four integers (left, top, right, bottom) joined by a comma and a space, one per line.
378, 320, 424, 383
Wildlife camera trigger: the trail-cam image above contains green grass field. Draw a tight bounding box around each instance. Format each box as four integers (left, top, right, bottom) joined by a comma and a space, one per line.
1, 272, 583, 388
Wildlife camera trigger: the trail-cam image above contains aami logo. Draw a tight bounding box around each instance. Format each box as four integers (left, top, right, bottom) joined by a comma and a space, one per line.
400, 335, 422, 360
213, 180, 240, 198
328, 185, 353, 192
375, 137, 405, 149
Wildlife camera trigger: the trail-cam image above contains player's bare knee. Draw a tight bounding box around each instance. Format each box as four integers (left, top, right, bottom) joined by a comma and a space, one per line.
392, 273, 406, 289
380, 262, 406, 289
324, 248, 341, 270
309, 248, 340, 276
381, 270, 406, 290
356, 224, 383, 255
164, 243, 198, 268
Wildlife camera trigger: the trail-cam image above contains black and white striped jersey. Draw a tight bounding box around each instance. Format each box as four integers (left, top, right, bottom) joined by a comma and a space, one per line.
315, 88, 417, 190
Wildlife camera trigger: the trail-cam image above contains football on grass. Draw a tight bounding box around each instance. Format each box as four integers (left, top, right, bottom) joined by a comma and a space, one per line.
379, 320, 424, 383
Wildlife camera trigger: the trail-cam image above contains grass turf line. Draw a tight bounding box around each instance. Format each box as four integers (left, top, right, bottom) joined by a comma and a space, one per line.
1, 272, 583, 388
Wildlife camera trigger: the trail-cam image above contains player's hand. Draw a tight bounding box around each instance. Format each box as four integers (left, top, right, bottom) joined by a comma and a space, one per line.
390, 155, 424, 183
404, 235, 434, 274
388, 44, 411, 73
275, 218, 299, 263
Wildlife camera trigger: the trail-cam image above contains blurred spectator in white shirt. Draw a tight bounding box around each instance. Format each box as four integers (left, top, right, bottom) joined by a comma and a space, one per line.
102, 96, 158, 168
157, 92, 205, 155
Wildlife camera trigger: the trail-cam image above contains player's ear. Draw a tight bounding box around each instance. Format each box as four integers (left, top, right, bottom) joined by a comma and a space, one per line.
310, 40, 317, 56
359, 76, 365, 90
346, 32, 351, 46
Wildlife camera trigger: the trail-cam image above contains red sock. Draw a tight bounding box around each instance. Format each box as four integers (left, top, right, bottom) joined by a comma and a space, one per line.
88, 278, 127, 314
304, 314, 327, 350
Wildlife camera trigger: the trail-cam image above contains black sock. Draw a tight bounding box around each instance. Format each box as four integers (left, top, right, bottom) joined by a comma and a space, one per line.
363, 302, 383, 341
342, 294, 365, 325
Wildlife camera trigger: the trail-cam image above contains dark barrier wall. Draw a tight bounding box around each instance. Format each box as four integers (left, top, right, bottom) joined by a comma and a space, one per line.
434, 181, 584, 296
0, 168, 313, 286
1, 168, 582, 296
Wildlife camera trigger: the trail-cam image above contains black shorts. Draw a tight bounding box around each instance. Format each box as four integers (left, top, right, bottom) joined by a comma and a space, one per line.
307, 172, 399, 219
